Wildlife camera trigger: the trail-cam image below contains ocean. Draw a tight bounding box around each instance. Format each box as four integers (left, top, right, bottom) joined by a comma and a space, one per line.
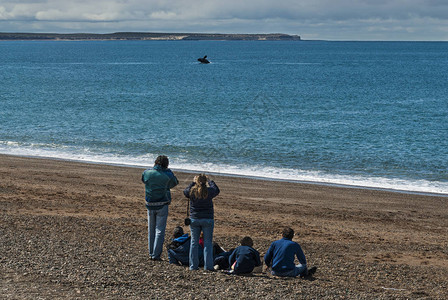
1, 40, 447, 195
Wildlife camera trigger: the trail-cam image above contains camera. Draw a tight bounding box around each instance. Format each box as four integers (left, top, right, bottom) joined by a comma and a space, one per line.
184, 218, 191, 226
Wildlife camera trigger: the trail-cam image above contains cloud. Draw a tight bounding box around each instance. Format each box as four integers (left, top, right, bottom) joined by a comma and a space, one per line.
1, 0, 448, 40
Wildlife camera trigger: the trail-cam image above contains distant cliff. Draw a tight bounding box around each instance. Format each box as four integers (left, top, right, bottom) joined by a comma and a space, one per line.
0, 32, 301, 41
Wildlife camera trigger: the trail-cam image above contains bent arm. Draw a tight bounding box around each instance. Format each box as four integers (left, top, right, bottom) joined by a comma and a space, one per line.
168, 175, 179, 189
228, 249, 237, 267
183, 182, 195, 198
208, 180, 220, 198
168, 249, 180, 265
296, 245, 307, 266
164, 169, 179, 188
255, 251, 262, 267
264, 245, 274, 267
142, 170, 150, 184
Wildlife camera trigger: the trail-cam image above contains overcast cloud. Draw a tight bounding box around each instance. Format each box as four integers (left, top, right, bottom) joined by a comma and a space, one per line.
1, 0, 448, 40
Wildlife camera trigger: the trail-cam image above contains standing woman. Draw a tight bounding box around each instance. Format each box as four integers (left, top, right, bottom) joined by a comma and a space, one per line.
184, 174, 220, 270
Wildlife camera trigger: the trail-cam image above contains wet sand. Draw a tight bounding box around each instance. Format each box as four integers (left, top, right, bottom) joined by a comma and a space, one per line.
1, 154, 447, 299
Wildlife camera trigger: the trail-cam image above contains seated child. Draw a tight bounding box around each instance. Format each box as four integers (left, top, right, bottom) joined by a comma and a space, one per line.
228, 236, 262, 275
167, 226, 203, 266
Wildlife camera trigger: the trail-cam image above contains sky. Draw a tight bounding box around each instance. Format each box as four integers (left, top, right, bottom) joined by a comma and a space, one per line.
1, 0, 448, 41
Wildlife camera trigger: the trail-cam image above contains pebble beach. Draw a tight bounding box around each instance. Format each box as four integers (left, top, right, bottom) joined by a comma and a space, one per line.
1, 154, 447, 299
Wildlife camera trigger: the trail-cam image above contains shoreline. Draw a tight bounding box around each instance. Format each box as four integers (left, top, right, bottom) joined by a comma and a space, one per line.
0, 32, 301, 41
4, 153, 447, 197
1, 153, 447, 298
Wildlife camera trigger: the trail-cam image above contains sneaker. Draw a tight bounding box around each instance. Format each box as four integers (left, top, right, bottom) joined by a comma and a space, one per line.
214, 264, 221, 271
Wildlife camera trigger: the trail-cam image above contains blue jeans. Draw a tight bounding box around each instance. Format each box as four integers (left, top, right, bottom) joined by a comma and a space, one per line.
147, 205, 168, 259
271, 264, 307, 277
189, 218, 214, 270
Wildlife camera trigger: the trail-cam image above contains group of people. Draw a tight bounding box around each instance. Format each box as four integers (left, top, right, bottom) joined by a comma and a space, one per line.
142, 155, 317, 278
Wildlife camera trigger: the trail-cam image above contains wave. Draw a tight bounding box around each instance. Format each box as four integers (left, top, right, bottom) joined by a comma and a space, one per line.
267, 62, 322, 65
1, 142, 447, 196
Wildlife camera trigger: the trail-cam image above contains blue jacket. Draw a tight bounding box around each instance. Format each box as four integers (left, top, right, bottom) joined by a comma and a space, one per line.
183, 180, 220, 219
264, 238, 307, 273
142, 165, 178, 210
167, 234, 204, 266
229, 245, 261, 274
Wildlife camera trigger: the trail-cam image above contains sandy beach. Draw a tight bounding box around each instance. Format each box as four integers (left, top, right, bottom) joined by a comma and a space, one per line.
1, 154, 447, 299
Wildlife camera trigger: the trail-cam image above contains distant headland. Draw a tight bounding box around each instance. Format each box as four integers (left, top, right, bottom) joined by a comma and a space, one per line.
0, 32, 301, 41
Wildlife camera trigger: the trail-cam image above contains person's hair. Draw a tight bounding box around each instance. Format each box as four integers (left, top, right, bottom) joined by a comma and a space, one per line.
190, 174, 208, 199
173, 226, 184, 239
154, 155, 169, 168
240, 236, 253, 247
282, 227, 294, 240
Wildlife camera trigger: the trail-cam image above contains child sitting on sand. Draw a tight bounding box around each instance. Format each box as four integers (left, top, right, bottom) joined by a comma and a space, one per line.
167, 226, 203, 266
228, 236, 262, 275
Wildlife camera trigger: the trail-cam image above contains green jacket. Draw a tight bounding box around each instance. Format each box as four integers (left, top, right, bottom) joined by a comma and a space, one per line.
142, 165, 179, 209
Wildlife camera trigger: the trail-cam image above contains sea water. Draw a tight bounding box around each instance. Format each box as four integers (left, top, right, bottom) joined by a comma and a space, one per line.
0, 40, 447, 195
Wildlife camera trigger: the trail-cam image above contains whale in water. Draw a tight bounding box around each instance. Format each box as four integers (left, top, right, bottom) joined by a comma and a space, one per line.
198, 55, 210, 64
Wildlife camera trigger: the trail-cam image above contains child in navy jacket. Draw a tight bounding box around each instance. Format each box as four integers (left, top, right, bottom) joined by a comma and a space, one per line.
167, 226, 203, 266
228, 236, 262, 274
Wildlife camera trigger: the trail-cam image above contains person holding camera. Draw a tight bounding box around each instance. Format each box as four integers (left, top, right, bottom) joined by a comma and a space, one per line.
183, 174, 220, 271
141, 155, 178, 261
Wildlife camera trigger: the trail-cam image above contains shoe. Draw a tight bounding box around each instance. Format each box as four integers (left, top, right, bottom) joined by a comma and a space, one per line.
214, 264, 221, 271
151, 257, 162, 261
307, 266, 317, 276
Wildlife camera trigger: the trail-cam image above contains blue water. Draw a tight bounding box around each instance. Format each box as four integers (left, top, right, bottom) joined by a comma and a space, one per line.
1, 40, 447, 194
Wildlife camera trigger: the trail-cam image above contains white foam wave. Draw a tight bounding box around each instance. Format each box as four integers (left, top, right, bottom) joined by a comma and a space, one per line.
0, 143, 447, 196
268, 62, 322, 65
171, 161, 448, 196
